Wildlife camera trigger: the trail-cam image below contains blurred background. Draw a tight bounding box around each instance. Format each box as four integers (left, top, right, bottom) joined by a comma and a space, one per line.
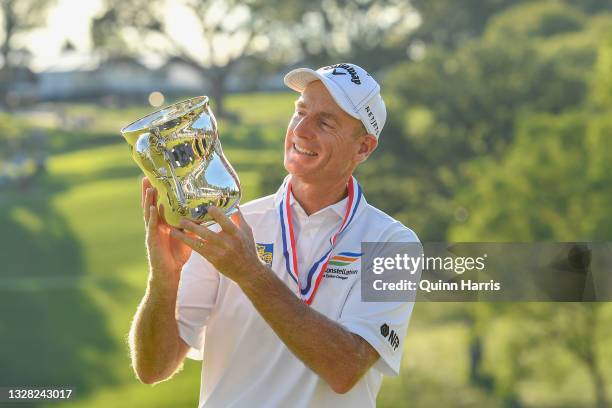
1, 0, 612, 407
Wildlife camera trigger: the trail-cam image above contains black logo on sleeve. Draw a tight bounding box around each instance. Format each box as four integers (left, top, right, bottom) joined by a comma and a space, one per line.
380, 323, 400, 351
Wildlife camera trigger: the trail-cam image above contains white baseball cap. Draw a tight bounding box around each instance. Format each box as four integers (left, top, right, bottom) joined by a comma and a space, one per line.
284, 63, 387, 138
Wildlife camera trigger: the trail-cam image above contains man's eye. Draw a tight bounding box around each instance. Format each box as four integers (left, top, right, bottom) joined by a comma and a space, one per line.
296, 110, 305, 117
321, 121, 333, 129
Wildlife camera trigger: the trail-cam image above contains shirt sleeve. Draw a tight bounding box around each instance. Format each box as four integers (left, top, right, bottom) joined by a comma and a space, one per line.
175, 249, 221, 360
337, 225, 421, 376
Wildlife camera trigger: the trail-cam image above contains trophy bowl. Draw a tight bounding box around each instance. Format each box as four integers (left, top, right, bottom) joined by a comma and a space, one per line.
121, 96, 241, 228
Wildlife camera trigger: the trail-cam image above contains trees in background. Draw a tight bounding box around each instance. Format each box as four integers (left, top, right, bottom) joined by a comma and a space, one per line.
409, 0, 528, 49
409, 0, 612, 50
91, 0, 419, 116
447, 14, 612, 240
370, 1, 612, 241
262, 0, 418, 71
0, 0, 56, 105
0, 0, 56, 69
369, 3, 612, 406
92, 0, 276, 116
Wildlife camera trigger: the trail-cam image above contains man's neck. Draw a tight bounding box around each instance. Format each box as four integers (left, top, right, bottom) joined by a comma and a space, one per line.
290, 176, 350, 216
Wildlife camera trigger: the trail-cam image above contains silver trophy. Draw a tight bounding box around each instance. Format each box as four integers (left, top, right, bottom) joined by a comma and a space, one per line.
121, 96, 241, 227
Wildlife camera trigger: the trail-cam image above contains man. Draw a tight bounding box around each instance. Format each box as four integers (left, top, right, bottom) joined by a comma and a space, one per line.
129, 63, 420, 407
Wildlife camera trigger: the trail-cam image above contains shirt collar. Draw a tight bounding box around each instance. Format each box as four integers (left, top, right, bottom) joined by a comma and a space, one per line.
273, 177, 350, 220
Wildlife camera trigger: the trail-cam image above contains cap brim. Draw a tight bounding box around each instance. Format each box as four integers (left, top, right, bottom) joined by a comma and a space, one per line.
283, 68, 361, 120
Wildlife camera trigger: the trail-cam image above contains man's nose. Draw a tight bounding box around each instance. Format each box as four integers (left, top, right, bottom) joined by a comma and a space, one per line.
293, 115, 314, 140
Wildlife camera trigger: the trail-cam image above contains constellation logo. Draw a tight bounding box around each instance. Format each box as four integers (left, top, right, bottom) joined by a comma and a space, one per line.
328, 252, 361, 267
325, 251, 361, 280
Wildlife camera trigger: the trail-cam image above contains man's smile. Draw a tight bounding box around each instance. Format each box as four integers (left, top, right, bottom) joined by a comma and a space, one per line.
292, 143, 318, 156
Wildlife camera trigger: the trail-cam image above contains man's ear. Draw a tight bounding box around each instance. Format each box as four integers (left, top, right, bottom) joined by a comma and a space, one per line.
355, 134, 378, 164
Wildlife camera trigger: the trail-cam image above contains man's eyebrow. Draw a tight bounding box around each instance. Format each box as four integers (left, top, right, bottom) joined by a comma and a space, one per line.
293, 100, 341, 125
320, 112, 341, 124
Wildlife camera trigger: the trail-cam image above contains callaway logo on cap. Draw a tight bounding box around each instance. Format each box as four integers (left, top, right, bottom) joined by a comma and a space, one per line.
283, 63, 387, 138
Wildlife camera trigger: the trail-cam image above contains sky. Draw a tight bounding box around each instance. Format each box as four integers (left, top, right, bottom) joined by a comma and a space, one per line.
23, 0, 239, 72
21, 0, 420, 72
26, 0, 104, 72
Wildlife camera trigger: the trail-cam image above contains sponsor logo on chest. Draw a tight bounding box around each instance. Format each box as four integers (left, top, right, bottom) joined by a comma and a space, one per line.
324, 251, 362, 280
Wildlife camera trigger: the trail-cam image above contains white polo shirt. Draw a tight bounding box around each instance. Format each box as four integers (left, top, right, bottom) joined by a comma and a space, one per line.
176, 182, 420, 408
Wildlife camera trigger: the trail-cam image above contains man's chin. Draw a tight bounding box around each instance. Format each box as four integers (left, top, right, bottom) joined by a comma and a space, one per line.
285, 165, 320, 181
284, 158, 319, 175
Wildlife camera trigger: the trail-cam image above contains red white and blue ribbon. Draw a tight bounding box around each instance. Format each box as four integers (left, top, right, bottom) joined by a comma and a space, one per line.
279, 176, 363, 304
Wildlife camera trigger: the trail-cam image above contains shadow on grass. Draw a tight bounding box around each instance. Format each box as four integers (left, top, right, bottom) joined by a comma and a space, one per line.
46, 130, 124, 155
0, 175, 118, 403
55, 165, 141, 187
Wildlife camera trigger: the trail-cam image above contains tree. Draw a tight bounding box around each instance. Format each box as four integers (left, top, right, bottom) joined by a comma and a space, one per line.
0, 0, 56, 69
363, 3, 611, 241
264, 0, 418, 70
366, 41, 587, 239
448, 109, 612, 241
92, 0, 419, 116
92, 0, 276, 117
409, 0, 612, 51
409, 0, 530, 50
447, 43, 612, 404
591, 37, 612, 109
0, 0, 56, 105
484, 1, 586, 42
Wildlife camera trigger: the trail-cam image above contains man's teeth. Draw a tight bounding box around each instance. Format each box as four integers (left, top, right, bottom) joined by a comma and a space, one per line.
294, 143, 317, 156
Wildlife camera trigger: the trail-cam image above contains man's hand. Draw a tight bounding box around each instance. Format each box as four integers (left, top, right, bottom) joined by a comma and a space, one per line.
170, 206, 264, 287
130, 177, 191, 385
142, 177, 192, 288
170, 205, 379, 393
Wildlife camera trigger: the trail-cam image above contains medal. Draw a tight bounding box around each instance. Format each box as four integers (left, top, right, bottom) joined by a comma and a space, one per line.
279, 176, 363, 304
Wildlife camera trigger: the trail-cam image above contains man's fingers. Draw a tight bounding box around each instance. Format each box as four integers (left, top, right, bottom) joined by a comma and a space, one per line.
180, 218, 220, 243
147, 205, 158, 237
144, 203, 150, 225
171, 228, 209, 257
141, 177, 151, 207
158, 203, 169, 225
144, 188, 153, 223
208, 206, 239, 235
231, 207, 250, 232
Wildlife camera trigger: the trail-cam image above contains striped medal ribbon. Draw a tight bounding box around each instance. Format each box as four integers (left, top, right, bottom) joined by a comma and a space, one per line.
279, 176, 363, 304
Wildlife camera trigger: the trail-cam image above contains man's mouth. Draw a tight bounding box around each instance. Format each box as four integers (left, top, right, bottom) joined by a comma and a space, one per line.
293, 143, 318, 156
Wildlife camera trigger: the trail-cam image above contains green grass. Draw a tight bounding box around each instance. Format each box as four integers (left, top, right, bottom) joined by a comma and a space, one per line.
0, 95, 287, 408
224, 92, 297, 127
